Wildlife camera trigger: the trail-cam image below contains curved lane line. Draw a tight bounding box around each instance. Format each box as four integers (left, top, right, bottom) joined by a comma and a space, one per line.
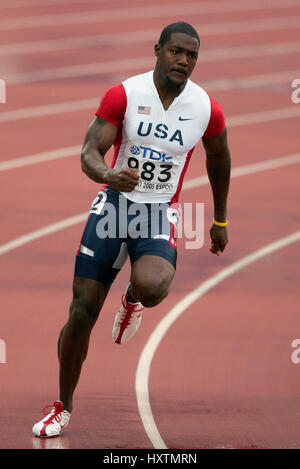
135, 230, 300, 449
0, 213, 87, 256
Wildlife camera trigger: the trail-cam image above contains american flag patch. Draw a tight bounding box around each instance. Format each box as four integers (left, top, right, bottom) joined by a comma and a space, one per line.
138, 105, 151, 115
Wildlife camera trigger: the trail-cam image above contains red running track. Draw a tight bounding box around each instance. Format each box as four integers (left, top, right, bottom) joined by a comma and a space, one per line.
0, 0, 300, 449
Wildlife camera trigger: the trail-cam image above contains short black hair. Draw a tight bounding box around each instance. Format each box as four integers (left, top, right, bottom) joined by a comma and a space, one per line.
158, 22, 200, 48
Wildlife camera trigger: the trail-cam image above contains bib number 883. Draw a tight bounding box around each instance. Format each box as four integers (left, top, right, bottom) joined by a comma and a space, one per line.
128, 156, 172, 182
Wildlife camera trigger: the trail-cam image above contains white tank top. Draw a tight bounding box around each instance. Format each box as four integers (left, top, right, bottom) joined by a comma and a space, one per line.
96, 70, 225, 204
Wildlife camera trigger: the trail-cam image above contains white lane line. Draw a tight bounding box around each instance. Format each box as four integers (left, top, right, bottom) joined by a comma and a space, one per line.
3, 42, 300, 85
2, 69, 300, 123
2, 16, 300, 57
0, 213, 87, 256
183, 153, 300, 190
204, 69, 300, 91
0, 152, 299, 256
226, 107, 300, 127
1, 105, 300, 171
200, 41, 300, 62
0, 98, 97, 123
3, 56, 153, 84
0, 0, 111, 8
0, 146, 82, 171
0, 0, 299, 31
135, 230, 300, 449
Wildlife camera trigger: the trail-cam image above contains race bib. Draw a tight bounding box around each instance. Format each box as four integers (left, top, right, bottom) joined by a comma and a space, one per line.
123, 142, 180, 193
89, 191, 107, 215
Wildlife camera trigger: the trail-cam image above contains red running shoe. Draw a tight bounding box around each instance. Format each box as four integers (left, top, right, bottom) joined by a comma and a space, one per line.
32, 401, 71, 437
112, 291, 144, 344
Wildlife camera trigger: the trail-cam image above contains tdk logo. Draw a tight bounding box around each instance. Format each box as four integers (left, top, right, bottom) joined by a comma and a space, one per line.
130, 145, 173, 162
137, 122, 183, 146
130, 145, 140, 155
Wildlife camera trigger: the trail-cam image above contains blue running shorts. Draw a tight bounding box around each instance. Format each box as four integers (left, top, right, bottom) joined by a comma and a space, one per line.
74, 186, 178, 286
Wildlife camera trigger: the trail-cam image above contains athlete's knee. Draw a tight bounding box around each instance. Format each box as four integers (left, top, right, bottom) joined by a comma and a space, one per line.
141, 287, 169, 307
68, 298, 100, 330
132, 279, 170, 308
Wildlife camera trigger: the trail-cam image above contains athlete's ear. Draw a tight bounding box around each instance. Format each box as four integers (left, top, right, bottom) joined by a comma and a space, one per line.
154, 44, 160, 57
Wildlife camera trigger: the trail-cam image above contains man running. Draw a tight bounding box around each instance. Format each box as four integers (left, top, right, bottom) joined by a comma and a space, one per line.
32, 21, 231, 437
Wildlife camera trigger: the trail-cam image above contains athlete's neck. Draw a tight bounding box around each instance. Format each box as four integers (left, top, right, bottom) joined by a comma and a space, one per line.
153, 67, 187, 111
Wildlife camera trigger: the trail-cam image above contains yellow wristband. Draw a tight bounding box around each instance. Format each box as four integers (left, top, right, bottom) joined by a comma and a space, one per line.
213, 218, 228, 227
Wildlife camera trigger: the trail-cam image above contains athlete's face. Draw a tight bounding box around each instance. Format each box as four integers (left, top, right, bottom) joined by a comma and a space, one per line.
155, 32, 199, 88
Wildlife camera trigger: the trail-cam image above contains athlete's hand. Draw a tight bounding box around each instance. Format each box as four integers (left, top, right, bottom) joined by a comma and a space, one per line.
209, 224, 228, 256
106, 168, 140, 192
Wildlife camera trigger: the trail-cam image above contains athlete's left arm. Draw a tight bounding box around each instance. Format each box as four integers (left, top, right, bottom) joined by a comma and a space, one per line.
202, 126, 231, 255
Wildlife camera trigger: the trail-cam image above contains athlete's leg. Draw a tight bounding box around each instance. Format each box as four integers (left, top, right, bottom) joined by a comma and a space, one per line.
128, 254, 175, 307
126, 201, 178, 308
58, 187, 128, 408
57, 276, 110, 413
111, 253, 175, 344
112, 196, 178, 344
33, 188, 129, 435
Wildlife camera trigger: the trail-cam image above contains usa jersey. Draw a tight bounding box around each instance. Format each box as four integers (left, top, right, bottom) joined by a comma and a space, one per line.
96, 70, 225, 203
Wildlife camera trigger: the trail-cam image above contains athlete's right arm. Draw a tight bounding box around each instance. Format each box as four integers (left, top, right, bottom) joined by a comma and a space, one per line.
81, 115, 140, 192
